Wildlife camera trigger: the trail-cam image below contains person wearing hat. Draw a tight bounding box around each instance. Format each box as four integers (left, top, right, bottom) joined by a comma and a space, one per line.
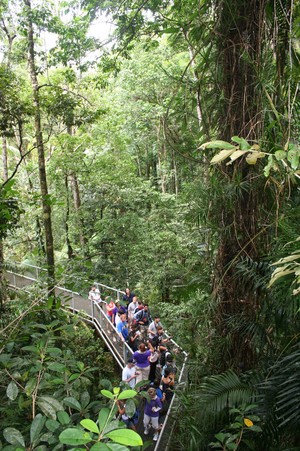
143, 387, 162, 441
122, 358, 138, 389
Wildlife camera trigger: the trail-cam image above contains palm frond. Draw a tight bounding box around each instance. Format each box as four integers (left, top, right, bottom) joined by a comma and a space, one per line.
259, 343, 300, 430
199, 369, 254, 415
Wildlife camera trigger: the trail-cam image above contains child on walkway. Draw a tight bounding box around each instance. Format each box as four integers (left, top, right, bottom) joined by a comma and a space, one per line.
143, 387, 162, 442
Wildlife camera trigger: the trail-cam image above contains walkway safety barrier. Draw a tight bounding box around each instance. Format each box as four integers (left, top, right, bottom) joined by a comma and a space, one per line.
4, 261, 189, 451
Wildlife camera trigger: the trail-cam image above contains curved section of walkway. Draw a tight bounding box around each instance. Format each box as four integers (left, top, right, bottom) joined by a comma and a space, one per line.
4, 261, 189, 451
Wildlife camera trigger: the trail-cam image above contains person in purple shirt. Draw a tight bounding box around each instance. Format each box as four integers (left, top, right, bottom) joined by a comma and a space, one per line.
133, 342, 154, 384
143, 387, 162, 441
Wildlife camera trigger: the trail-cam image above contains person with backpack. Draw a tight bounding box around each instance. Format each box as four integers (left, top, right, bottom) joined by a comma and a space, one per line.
133, 303, 152, 326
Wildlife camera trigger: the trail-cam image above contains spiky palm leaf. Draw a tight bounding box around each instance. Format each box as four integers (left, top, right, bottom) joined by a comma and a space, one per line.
198, 369, 255, 416
262, 343, 300, 428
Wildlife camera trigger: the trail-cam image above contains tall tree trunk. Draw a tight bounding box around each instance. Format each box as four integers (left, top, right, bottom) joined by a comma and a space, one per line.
213, 0, 268, 369
66, 125, 87, 253
0, 18, 16, 308
14, 128, 46, 257
157, 119, 167, 193
65, 174, 74, 260
0, 137, 8, 309
24, 0, 55, 292
2, 137, 8, 180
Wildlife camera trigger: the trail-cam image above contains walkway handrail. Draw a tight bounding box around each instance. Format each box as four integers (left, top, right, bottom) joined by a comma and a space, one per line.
4, 268, 131, 369
4, 261, 189, 451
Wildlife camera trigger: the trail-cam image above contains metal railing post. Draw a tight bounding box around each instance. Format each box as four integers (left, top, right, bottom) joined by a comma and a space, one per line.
91, 300, 94, 321
71, 292, 75, 312
123, 342, 127, 363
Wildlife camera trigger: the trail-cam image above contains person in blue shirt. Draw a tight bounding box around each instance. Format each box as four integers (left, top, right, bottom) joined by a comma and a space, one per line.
117, 313, 129, 342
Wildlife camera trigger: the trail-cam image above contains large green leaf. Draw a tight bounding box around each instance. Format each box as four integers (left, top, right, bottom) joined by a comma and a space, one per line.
3, 428, 25, 447
98, 408, 110, 433
124, 399, 136, 418
231, 136, 251, 150
90, 444, 111, 451
21, 345, 38, 353
47, 347, 62, 355
117, 390, 136, 400
45, 419, 60, 432
90, 444, 129, 451
37, 397, 64, 420
80, 391, 90, 409
30, 414, 46, 443
227, 150, 246, 164
80, 419, 99, 434
47, 362, 67, 372
105, 445, 129, 451
101, 390, 114, 400
6, 381, 19, 400
210, 149, 236, 164
38, 397, 64, 412
63, 397, 82, 411
104, 429, 143, 446
103, 419, 123, 435
57, 410, 70, 425
59, 428, 92, 446
37, 400, 57, 420
202, 140, 235, 150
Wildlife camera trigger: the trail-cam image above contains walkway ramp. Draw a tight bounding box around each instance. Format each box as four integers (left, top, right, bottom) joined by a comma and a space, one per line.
4, 262, 188, 450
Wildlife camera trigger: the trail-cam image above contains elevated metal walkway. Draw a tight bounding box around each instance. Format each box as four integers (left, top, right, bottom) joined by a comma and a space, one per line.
4, 262, 188, 450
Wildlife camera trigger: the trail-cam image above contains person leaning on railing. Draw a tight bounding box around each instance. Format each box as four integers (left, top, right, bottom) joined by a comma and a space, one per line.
117, 313, 129, 342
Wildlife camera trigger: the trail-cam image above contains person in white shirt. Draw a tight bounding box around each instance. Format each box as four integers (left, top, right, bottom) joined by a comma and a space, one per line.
122, 358, 138, 388
88, 285, 101, 302
88, 286, 97, 301
127, 296, 138, 324
94, 288, 101, 302
148, 316, 162, 339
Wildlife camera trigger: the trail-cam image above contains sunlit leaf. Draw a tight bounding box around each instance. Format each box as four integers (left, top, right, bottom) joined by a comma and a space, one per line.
211, 148, 236, 164
117, 390, 137, 400
101, 389, 114, 400
227, 150, 246, 164
7, 381, 19, 400
80, 419, 99, 434
202, 140, 235, 150
104, 429, 143, 446
244, 418, 253, 427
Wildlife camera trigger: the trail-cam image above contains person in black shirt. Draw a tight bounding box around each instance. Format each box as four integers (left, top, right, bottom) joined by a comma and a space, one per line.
122, 288, 135, 308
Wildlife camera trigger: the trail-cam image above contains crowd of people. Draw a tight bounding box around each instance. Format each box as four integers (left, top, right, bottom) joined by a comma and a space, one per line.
88, 285, 178, 442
